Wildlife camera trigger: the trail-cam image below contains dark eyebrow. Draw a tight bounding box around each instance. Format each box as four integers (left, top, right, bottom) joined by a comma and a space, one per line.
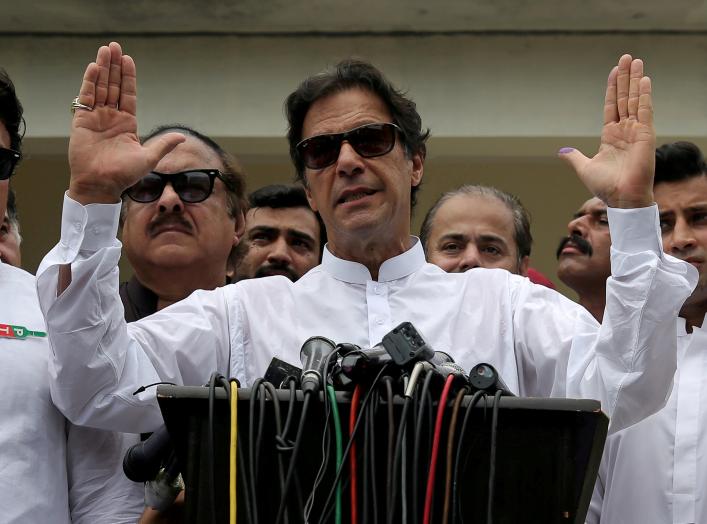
248, 225, 278, 237
437, 233, 466, 244
477, 234, 508, 246
287, 229, 316, 245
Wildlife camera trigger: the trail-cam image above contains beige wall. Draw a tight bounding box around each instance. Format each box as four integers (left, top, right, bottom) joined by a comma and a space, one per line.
6, 33, 707, 297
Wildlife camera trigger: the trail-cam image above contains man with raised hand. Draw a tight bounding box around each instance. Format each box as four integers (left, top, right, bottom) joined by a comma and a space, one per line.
37, 43, 693, 439
588, 141, 707, 523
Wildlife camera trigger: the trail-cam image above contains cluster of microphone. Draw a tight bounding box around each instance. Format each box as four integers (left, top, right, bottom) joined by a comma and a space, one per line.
124, 321, 515, 522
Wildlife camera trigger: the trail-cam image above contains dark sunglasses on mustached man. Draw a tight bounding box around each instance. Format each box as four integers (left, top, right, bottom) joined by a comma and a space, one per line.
124, 169, 234, 204
296, 122, 403, 170
0, 147, 21, 181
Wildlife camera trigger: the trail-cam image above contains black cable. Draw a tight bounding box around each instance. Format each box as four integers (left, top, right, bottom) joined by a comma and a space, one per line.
248, 377, 263, 524
275, 390, 314, 524
413, 370, 434, 524
207, 372, 218, 524
452, 390, 486, 523
277, 377, 297, 451
486, 390, 503, 524
317, 363, 392, 523
262, 382, 289, 524
256, 382, 267, 474
387, 394, 413, 524
362, 392, 371, 522
368, 391, 379, 523
237, 426, 254, 523
383, 377, 395, 519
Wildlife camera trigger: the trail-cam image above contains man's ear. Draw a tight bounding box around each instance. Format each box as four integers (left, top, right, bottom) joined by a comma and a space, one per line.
519, 256, 530, 277
304, 179, 319, 213
410, 152, 424, 188
233, 210, 246, 246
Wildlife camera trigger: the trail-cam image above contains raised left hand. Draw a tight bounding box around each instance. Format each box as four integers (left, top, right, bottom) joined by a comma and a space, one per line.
560, 54, 655, 209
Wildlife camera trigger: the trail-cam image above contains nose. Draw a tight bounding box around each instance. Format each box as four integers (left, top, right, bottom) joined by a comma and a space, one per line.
458, 244, 481, 272
336, 141, 365, 177
667, 218, 697, 254
156, 182, 184, 214
567, 215, 589, 237
266, 237, 293, 266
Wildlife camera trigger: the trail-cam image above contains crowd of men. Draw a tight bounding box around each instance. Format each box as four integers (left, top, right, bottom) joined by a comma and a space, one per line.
1, 40, 705, 523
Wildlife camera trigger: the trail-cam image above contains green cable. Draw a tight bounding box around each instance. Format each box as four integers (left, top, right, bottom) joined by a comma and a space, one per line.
327, 384, 343, 524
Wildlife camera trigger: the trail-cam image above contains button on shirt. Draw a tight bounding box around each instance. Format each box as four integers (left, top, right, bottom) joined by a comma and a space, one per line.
36, 195, 695, 436
0, 262, 142, 523
588, 318, 707, 524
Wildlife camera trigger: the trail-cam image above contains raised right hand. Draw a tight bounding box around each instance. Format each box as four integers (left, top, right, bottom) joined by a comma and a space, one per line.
68, 42, 185, 204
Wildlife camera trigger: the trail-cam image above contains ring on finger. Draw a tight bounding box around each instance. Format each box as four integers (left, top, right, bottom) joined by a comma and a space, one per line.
71, 96, 94, 114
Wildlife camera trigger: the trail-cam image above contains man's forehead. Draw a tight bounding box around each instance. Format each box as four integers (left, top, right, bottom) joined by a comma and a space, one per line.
574, 197, 607, 217
247, 206, 318, 231
432, 194, 515, 245
655, 177, 707, 209
302, 87, 392, 138
152, 136, 222, 171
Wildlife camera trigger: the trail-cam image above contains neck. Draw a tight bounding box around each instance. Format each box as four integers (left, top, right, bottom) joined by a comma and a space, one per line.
679, 299, 707, 333
328, 233, 412, 281
577, 292, 606, 323
135, 265, 226, 312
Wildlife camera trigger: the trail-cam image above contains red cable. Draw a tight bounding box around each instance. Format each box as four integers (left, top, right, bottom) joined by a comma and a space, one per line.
349, 384, 362, 524
423, 374, 455, 524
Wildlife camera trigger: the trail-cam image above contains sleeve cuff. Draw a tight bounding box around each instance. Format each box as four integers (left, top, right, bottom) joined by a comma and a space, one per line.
607, 204, 663, 256
60, 192, 122, 255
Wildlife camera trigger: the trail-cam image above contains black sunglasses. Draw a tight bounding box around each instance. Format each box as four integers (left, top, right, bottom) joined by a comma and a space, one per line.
124, 169, 231, 204
0, 147, 21, 181
296, 122, 402, 170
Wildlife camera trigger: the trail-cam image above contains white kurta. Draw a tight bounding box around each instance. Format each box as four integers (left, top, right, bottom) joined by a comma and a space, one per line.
37, 195, 695, 437
588, 317, 707, 524
0, 262, 143, 523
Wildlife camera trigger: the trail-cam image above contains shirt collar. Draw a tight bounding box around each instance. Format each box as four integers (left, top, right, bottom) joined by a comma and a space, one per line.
321, 237, 426, 284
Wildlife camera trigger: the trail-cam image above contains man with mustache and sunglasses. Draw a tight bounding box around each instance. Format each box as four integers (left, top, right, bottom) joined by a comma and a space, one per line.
0, 68, 143, 523
556, 197, 612, 322
587, 141, 707, 524
118, 124, 246, 321
37, 41, 694, 454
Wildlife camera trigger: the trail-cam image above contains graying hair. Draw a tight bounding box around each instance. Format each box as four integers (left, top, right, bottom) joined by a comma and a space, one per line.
419, 184, 532, 261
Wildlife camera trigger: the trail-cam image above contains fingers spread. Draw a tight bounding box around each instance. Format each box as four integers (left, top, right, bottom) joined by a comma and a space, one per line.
78, 62, 99, 109
119, 55, 138, 116
143, 133, 187, 170
615, 54, 632, 120
627, 58, 644, 120
106, 42, 123, 108
603, 66, 619, 125
94, 45, 111, 107
637, 76, 653, 125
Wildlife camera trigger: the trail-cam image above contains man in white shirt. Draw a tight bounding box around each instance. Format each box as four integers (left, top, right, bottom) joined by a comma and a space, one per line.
37, 43, 694, 439
556, 196, 612, 322
0, 67, 142, 523
588, 141, 707, 524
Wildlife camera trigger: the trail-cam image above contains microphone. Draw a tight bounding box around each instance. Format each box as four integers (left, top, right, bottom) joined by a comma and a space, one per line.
123, 426, 173, 483
468, 363, 515, 396
300, 336, 336, 393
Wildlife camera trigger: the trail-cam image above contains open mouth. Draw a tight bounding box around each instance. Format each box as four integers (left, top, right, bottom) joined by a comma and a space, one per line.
337, 189, 376, 205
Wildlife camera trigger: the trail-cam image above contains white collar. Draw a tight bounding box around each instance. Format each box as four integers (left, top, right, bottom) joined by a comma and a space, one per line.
321, 237, 426, 284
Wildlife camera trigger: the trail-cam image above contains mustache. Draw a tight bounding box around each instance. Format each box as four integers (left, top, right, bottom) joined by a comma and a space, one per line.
556, 234, 593, 259
254, 262, 299, 282
148, 213, 193, 236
